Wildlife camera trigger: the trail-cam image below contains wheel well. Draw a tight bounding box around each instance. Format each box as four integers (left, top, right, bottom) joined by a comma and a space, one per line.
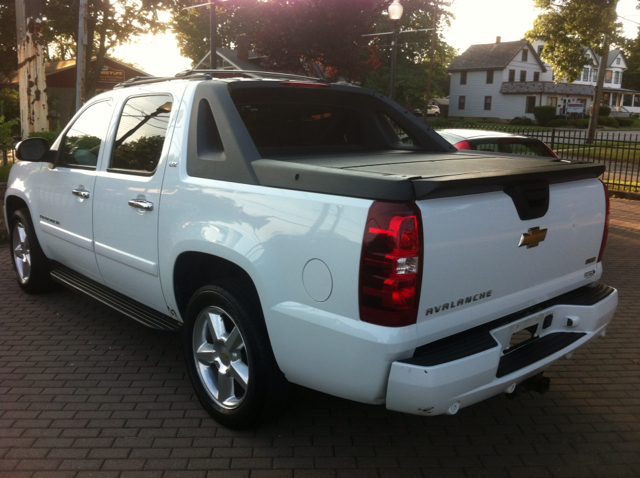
173, 252, 261, 318
5, 196, 28, 223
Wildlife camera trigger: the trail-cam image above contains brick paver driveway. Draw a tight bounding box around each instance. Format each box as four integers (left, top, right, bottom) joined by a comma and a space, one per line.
1, 199, 639, 478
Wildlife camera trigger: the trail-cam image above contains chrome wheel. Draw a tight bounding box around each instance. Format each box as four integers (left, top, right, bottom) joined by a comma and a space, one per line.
12, 221, 31, 284
192, 305, 249, 409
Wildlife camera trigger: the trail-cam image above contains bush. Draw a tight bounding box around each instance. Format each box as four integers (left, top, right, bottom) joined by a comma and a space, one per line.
616, 117, 635, 127
509, 116, 533, 126
598, 116, 619, 127
533, 105, 556, 125
0, 162, 12, 182
599, 105, 611, 117
28, 130, 61, 145
571, 119, 590, 129
546, 118, 570, 127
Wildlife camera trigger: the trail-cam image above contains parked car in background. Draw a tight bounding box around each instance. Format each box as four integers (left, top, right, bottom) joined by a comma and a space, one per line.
413, 104, 441, 117
438, 129, 558, 158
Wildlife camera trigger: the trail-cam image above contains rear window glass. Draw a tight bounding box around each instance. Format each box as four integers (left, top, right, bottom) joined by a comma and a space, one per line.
235, 103, 362, 149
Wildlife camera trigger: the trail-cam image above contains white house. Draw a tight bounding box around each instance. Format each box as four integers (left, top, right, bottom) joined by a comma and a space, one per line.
448, 37, 639, 120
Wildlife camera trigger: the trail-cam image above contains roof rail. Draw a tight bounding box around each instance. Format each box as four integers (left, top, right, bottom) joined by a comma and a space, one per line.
114, 74, 213, 89
174, 69, 330, 83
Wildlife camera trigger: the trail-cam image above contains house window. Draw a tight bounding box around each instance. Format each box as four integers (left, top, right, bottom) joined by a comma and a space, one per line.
583, 69, 589, 81
484, 96, 492, 110
522, 49, 528, 62
533, 71, 540, 82
509, 69, 516, 82
616, 58, 620, 65
520, 70, 527, 82
460, 71, 467, 85
548, 97, 557, 107
605, 71, 612, 83
486, 70, 494, 84
537, 45, 543, 55
614, 71, 620, 84
525, 96, 536, 114
592, 69, 598, 82
458, 96, 466, 110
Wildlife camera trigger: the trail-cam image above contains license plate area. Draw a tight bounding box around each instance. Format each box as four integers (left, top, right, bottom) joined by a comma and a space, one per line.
492, 312, 549, 355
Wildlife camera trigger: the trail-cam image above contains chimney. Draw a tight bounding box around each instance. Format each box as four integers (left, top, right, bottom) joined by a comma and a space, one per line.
496, 36, 501, 44
237, 34, 249, 63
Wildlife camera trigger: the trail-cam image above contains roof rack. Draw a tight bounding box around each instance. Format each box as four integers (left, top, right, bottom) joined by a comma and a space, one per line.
114, 70, 330, 89
174, 69, 330, 83
114, 73, 214, 89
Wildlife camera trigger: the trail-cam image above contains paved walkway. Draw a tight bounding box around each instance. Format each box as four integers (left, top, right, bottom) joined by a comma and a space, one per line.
1, 199, 639, 478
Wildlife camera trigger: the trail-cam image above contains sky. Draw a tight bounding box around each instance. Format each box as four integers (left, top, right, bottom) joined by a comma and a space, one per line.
112, 0, 640, 77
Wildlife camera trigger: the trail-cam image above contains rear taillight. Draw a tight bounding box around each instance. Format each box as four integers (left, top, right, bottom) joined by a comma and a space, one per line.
455, 140, 472, 150
359, 201, 423, 327
597, 180, 610, 263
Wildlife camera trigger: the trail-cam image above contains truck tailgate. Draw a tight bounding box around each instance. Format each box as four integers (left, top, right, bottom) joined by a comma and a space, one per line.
414, 177, 607, 342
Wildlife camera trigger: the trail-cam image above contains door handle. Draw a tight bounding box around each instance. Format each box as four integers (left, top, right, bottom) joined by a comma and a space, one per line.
72, 188, 90, 199
128, 199, 154, 211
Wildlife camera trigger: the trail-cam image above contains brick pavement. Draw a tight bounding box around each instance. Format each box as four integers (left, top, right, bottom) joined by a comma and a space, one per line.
1, 199, 639, 478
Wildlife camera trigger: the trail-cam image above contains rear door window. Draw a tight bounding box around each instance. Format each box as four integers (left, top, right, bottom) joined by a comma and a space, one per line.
108, 95, 172, 174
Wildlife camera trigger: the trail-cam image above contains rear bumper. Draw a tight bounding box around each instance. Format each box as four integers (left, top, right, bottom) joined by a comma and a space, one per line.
386, 284, 617, 415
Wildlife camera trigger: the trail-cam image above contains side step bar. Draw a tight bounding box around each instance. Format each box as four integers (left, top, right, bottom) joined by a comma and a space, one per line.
50, 265, 182, 331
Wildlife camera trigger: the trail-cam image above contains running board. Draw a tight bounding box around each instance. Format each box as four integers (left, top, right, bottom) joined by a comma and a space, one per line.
50, 265, 182, 331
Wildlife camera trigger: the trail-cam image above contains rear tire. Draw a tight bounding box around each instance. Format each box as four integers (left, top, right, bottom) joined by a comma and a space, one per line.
9, 208, 54, 293
183, 282, 290, 428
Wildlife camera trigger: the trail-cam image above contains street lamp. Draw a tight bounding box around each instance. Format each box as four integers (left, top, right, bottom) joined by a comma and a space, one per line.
388, 0, 403, 100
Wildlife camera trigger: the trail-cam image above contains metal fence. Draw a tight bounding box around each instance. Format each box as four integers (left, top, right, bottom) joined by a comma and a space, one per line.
433, 125, 640, 194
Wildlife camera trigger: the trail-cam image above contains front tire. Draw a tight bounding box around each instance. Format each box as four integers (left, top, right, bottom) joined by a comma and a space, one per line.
183, 282, 289, 428
9, 208, 54, 293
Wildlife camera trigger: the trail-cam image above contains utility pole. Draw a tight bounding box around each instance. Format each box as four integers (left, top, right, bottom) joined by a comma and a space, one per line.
15, 0, 49, 139
75, 0, 89, 111
422, 1, 438, 122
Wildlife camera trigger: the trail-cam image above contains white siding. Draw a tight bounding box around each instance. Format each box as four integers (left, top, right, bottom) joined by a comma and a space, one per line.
449, 70, 502, 117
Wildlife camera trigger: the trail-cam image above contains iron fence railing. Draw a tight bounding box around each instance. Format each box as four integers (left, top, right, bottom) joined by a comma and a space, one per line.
433, 125, 640, 194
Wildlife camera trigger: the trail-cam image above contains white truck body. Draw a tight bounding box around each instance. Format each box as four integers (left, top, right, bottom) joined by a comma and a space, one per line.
4, 74, 617, 426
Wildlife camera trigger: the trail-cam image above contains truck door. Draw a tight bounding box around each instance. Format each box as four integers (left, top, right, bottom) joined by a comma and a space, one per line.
37, 99, 115, 282
92, 94, 173, 312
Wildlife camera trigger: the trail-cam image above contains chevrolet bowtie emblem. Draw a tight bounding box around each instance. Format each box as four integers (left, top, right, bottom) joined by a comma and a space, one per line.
519, 227, 548, 248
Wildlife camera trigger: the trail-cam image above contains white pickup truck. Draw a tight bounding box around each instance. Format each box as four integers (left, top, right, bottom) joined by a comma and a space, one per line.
4, 72, 617, 428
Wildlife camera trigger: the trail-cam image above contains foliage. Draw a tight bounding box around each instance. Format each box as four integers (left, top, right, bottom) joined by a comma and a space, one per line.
526, 0, 623, 83
616, 117, 635, 127
509, 117, 533, 126
359, 0, 456, 108
28, 130, 62, 146
546, 118, 570, 127
112, 135, 165, 171
571, 118, 590, 128
0, 4, 17, 77
533, 105, 557, 126
0, 1, 174, 98
0, 89, 20, 134
599, 105, 611, 117
0, 162, 12, 183
171, 0, 265, 66
1, 115, 19, 166
598, 116, 619, 127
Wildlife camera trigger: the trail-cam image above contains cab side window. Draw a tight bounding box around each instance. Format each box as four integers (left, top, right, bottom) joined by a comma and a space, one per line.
109, 95, 172, 174
58, 100, 113, 168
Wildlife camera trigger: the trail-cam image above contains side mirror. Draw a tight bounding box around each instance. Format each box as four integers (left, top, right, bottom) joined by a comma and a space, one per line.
16, 137, 51, 162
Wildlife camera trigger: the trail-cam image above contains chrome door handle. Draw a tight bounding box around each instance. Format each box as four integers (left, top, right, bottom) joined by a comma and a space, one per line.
128, 199, 154, 211
72, 189, 90, 199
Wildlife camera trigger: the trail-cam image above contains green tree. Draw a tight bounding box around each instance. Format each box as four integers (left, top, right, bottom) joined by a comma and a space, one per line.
526, 0, 624, 83
0, 1, 174, 99
622, 26, 640, 91
359, 0, 455, 109
0, 3, 17, 77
